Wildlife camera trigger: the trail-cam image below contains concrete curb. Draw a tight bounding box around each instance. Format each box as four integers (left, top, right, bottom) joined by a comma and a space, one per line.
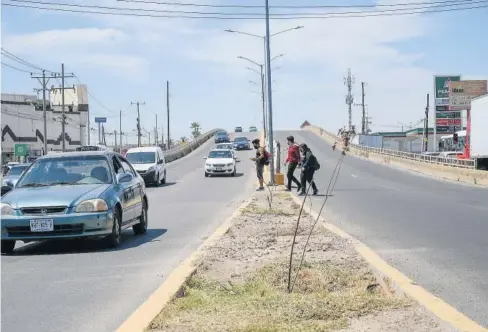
115, 198, 254, 332
289, 193, 488, 332
304, 126, 488, 187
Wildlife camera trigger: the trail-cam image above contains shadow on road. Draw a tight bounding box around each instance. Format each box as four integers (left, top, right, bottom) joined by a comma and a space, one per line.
9, 228, 168, 256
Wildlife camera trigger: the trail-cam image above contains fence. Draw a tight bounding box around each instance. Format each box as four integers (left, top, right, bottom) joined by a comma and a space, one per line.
307, 125, 476, 170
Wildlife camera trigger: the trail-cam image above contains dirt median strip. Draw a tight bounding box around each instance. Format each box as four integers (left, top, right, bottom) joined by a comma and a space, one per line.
147, 188, 458, 332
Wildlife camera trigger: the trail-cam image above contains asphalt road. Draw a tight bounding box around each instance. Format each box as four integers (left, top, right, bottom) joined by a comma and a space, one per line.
276, 130, 488, 327
1, 132, 259, 332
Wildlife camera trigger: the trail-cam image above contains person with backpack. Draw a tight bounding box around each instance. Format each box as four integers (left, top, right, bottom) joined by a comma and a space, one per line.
298, 143, 319, 196
250, 138, 269, 191
284, 135, 301, 192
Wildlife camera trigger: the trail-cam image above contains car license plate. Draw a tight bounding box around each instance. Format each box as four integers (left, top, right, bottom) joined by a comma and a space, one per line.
30, 219, 54, 232
216, 167, 222, 171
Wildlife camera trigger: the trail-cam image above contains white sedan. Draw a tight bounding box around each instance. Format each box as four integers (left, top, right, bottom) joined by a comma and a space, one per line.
204, 149, 239, 177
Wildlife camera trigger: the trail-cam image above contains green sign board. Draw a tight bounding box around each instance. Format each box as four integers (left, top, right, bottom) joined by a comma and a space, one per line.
14, 144, 28, 157
434, 75, 461, 99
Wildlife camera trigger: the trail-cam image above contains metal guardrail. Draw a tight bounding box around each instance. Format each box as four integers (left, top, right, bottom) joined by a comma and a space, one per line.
309, 125, 476, 170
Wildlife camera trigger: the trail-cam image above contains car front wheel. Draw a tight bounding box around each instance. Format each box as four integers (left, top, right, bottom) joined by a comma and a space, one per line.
133, 199, 148, 235
1, 240, 16, 255
106, 208, 122, 248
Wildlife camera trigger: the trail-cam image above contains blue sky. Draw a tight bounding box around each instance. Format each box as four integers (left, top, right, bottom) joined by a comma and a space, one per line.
2, 0, 487, 144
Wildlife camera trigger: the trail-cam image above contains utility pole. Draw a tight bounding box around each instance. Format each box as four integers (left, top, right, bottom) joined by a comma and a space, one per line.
423, 93, 430, 152
344, 68, 355, 132
161, 125, 165, 150
361, 82, 366, 134
114, 130, 118, 151
264, 0, 276, 185
155, 114, 159, 145
119, 110, 123, 153
31, 70, 51, 155
260, 65, 266, 137
131, 101, 145, 147
166, 81, 171, 150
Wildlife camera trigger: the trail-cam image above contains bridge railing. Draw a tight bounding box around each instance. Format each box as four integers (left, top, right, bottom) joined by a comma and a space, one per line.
163, 129, 223, 162
307, 125, 476, 169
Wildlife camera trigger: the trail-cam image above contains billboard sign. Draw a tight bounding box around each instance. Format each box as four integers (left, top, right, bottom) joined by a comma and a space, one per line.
435, 118, 462, 126
436, 111, 461, 118
436, 126, 462, 133
434, 75, 461, 106
449, 80, 488, 110
14, 144, 28, 157
94, 117, 107, 123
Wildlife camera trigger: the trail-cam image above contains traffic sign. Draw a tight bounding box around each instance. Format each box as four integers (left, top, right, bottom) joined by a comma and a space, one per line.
95, 117, 107, 123
14, 144, 28, 157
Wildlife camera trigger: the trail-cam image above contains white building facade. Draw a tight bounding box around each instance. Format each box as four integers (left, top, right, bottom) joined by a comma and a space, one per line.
1, 85, 89, 163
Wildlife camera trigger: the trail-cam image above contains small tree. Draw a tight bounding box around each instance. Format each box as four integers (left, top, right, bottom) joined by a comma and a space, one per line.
190, 122, 201, 139
180, 136, 187, 143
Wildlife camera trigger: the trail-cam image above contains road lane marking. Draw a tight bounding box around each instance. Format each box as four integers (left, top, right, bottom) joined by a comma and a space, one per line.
289, 193, 488, 332
116, 198, 253, 332
351, 174, 358, 178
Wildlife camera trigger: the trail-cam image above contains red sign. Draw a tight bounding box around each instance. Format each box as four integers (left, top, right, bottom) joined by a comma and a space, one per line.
435, 118, 461, 126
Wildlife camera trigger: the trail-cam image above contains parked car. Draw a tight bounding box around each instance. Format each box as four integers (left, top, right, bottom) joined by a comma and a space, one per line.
215, 131, 230, 143
0, 151, 149, 254
233, 136, 251, 150
2, 163, 31, 188
234, 126, 243, 133
249, 126, 258, 132
125, 146, 166, 186
204, 149, 239, 177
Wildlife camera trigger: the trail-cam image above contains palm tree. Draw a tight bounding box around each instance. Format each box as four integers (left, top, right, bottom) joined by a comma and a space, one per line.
190, 122, 201, 139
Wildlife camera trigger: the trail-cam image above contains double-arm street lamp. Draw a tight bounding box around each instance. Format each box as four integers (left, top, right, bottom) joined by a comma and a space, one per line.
237, 55, 284, 137
225, 24, 304, 184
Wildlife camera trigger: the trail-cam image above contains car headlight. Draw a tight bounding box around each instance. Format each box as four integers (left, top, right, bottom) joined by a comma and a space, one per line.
226, 163, 233, 166
75, 199, 108, 213
147, 166, 155, 172
0, 203, 15, 215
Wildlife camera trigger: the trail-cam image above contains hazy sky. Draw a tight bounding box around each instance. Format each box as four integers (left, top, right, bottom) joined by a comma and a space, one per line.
2, 0, 487, 144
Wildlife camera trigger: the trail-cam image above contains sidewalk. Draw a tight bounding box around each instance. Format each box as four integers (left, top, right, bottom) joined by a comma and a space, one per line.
148, 188, 456, 332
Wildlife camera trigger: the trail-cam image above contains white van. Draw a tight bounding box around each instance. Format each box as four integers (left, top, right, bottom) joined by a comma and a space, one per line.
125, 146, 167, 186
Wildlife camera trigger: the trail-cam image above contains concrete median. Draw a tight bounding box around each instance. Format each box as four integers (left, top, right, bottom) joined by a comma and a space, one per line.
304, 125, 488, 187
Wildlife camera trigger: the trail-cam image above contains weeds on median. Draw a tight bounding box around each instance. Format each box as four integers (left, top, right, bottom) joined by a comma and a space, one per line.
148, 261, 409, 332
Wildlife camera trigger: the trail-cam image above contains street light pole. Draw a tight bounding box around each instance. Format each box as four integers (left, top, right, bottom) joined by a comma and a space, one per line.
260, 65, 266, 136
264, 0, 275, 185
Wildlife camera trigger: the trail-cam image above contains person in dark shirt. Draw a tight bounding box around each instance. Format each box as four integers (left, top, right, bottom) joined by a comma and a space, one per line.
299, 143, 318, 196
250, 138, 266, 191
284, 135, 301, 192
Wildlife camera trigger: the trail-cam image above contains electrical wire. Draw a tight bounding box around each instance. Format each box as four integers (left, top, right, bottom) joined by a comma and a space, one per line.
5, 0, 484, 16
1, 48, 55, 73
3, 1, 487, 19
118, 0, 484, 9
1, 61, 40, 74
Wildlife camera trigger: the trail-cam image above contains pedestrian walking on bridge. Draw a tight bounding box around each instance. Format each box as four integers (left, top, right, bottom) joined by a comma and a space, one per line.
284, 135, 301, 192
299, 143, 319, 196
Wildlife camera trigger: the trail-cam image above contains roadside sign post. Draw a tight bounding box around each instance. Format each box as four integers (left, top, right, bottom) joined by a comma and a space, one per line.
14, 144, 28, 162
95, 117, 107, 145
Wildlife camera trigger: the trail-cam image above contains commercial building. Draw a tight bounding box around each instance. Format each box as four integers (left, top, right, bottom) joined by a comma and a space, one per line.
1, 85, 89, 163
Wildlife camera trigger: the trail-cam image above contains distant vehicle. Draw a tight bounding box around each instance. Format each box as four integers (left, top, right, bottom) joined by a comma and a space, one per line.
125, 146, 166, 186
234, 126, 243, 133
76, 145, 110, 152
0, 150, 149, 254
2, 163, 31, 188
215, 131, 230, 143
233, 136, 251, 150
204, 149, 239, 177
249, 126, 257, 132
439, 151, 463, 159
216, 143, 234, 150
2, 162, 19, 176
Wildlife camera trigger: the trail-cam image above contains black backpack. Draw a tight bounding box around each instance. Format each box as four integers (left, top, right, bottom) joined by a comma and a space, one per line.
310, 154, 320, 171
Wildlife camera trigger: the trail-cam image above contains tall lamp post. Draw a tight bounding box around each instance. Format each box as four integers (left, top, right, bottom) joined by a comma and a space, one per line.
225, 25, 304, 141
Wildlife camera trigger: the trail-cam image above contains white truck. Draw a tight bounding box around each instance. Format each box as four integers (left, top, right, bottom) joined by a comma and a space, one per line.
470, 93, 488, 170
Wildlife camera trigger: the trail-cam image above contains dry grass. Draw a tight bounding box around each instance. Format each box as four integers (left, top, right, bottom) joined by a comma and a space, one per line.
240, 203, 296, 217
148, 261, 409, 332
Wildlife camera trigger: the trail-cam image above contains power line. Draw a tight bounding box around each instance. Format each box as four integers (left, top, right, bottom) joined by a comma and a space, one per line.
117, 0, 483, 9
5, 0, 483, 16
73, 75, 118, 116
1, 47, 54, 72
1, 61, 40, 74
3, 1, 487, 19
